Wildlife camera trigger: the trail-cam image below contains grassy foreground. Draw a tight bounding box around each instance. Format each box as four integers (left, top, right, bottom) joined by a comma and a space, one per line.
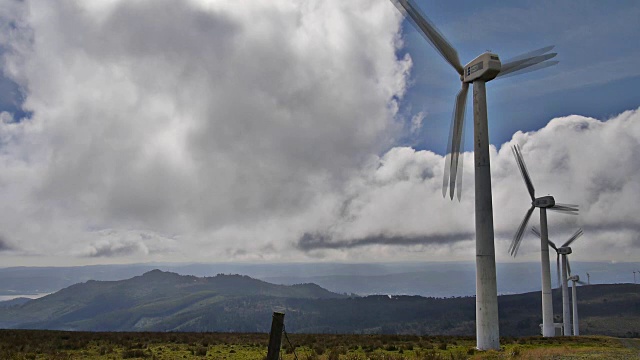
0, 330, 637, 359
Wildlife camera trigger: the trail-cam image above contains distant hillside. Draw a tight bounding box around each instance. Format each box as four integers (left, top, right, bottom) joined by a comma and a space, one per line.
0, 270, 346, 331
1, 261, 637, 297
0, 271, 638, 337
0, 298, 31, 308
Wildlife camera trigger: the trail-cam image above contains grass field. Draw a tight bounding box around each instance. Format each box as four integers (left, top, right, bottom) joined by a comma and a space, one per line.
0, 330, 637, 359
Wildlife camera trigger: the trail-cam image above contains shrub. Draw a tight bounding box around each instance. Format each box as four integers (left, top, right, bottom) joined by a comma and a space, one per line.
313, 344, 325, 355
327, 347, 340, 360
122, 349, 147, 358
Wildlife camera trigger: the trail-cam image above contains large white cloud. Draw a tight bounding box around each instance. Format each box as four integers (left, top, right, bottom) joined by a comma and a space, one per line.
303, 109, 640, 263
0, 0, 637, 266
0, 0, 410, 264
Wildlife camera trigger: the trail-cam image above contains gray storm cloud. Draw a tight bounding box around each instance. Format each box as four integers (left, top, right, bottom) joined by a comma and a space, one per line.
0, 0, 638, 265
0, 234, 13, 251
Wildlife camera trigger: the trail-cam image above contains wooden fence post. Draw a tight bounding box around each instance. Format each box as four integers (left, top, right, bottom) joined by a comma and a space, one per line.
266, 311, 285, 360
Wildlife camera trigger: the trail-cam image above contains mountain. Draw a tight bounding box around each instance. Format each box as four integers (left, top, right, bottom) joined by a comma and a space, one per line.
0, 298, 31, 308
1, 261, 637, 298
0, 270, 638, 337
0, 270, 346, 332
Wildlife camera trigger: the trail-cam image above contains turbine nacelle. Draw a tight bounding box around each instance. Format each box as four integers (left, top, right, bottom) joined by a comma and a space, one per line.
568, 275, 579, 282
463, 53, 501, 83
557, 246, 572, 255
533, 195, 555, 208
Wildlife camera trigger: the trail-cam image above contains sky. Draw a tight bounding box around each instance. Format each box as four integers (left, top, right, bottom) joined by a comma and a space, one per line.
0, 0, 638, 267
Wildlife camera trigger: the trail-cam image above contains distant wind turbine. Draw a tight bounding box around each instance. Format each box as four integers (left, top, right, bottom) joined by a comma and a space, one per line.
567, 269, 586, 336
533, 226, 583, 336
510, 144, 578, 337
390, 0, 559, 349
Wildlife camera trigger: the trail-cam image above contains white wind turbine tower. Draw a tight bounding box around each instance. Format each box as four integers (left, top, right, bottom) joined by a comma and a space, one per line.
390, 0, 559, 350
532, 226, 583, 336
510, 145, 578, 337
567, 265, 586, 335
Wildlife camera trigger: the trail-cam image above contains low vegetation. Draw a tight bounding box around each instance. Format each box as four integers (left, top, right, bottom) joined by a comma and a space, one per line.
0, 330, 637, 359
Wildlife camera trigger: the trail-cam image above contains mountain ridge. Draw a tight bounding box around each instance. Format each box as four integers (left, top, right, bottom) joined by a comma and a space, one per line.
0, 270, 638, 337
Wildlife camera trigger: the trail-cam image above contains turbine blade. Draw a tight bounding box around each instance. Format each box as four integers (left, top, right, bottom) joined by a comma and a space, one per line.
390, 0, 464, 75
509, 205, 535, 257
566, 256, 572, 276
501, 45, 555, 66
455, 108, 466, 202
497, 53, 557, 78
496, 61, 559, 80
448, 82, 468, 200
577, 280, 586, 285
555, 203, 579, 208
499, 52, 557, 74
548, 239, 558, 251
511, 145, 536, 200
442, 97, 455, 199
530, 226, 541, 238
557, 254, 561, 288
549, 205, 579, 214
562, 228, 584, 247
442, 133, 453, 198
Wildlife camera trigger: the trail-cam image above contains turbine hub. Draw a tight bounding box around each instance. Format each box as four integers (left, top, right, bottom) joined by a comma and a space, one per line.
557, 247, 572, 255
532, 195, 555, 208
463, 52, 501, 83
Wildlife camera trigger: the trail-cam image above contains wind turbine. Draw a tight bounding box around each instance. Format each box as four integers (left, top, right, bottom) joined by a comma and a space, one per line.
567, 267, 586, 336
634, 271, 637, 284
389, 0, 559, 350
586, 272, 591, 285
509, 144, 578, 337
533, 226, 583, 336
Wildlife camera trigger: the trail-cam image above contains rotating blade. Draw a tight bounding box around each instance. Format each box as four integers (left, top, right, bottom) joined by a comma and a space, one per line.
511, 145, 536, 201
497, 52, 557, 78
455, 109, 466, 202
501, 45, 555, 66
497, 60, 559, 80
562, 228, 584, 247
510, 205, 535, 257
557, 254, 561, 288
555, 203, 579, 208
531, 226, 541, 238
577, 280, 586, 285
443, 82, 469, 200
442, 122, 454, 198
390, 0, 464, 75
532, 226, 558, 250
549, 205, 579, 214
566, 256, 572, 276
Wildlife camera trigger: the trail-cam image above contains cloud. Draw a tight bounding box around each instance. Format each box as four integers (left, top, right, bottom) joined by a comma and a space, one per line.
0, 234, 13, 251
0, 0, 412, 264
298, 232, 472, 251
0, 0, 638, 265
409, 111, 425, 134
80, 229, 178, 258
294, 108, 640, 262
